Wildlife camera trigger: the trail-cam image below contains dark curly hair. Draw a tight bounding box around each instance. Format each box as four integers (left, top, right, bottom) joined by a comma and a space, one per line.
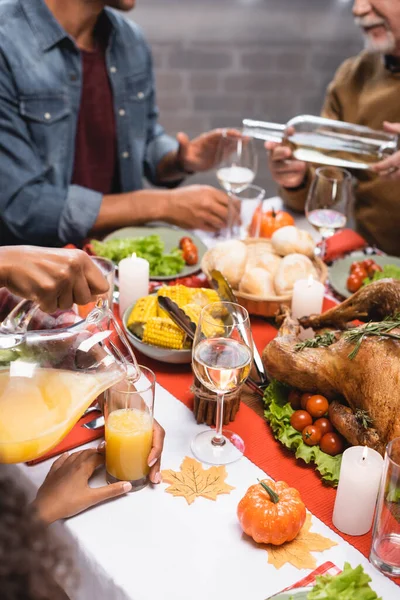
0, 469, 74, 600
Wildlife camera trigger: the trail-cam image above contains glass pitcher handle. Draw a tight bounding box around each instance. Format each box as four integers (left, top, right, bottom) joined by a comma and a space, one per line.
0, 299, 39, 334
87, 298, 141, 382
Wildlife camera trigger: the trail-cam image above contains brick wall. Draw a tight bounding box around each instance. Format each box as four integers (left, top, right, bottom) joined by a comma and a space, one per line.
129, 0, 363, 197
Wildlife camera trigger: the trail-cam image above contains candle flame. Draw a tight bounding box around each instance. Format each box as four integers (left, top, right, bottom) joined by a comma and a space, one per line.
307, 275, 314, 287
131, 252, 137, 260
362, 446, 368, 461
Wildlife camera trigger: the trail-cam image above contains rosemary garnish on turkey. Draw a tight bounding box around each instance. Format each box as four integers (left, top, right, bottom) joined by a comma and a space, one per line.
294, 331, 336, 352
344, 314, 400, 360
294, 314, 400, 359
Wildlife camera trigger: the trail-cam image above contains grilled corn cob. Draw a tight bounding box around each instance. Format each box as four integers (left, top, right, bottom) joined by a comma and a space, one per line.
191, 288, 220, 307
182, 303, 202, 327
157, 285, 193, 309
127, 295, 158, 337
142, 317, 186, 349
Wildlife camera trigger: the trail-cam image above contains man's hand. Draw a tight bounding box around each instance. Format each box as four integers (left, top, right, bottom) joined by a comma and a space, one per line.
33, 420, 165, 524
265, 136, 307, 189
371, 121, 400, 180
176, 129, 241, 173
166, 185, 240, 231
0, 246, 108, 313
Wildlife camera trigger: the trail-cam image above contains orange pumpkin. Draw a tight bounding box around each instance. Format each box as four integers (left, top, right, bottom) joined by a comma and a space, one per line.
237, 479, 306, 545
249, 207, 295, 238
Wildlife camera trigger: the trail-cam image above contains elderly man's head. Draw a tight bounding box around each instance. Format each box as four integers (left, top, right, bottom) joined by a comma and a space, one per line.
353, 0, 400, 55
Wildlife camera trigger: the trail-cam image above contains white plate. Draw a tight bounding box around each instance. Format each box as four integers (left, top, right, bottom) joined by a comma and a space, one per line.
122, 302, 192, 365
329, 251, 400, 298
103, 224, 208, 281
266, 586, 311, 599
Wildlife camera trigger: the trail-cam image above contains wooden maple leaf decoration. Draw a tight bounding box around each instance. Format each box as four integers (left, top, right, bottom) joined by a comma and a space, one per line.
161, 456, 235, 505
265, 513, 337, 570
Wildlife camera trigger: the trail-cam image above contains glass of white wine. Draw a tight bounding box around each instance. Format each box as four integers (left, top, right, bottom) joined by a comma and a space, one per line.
215, 129, 258, 239
191, 301, 254, 465
305, 166, 353, 260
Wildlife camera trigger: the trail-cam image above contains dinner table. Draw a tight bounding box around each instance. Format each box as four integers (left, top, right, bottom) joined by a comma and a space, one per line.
4, 197, 400, 600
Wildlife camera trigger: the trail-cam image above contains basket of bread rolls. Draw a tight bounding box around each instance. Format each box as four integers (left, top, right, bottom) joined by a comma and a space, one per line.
201, 226, 327, 317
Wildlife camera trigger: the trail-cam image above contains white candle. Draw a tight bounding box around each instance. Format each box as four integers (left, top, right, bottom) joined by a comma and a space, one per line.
118, 253, 149, 318
291, 276, 325, 340
333, 446, 384, 536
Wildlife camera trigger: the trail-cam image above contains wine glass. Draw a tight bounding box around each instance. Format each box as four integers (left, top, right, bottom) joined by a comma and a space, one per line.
215, 129, 258, 239
191, 301, 254, 465
305, 166, 353, 260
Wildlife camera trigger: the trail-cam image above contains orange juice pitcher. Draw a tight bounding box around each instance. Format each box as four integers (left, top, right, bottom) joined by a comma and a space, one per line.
0, 299, 140, 463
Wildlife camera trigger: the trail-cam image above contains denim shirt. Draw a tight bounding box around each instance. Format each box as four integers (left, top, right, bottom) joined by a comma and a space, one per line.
0, 0, 178, 246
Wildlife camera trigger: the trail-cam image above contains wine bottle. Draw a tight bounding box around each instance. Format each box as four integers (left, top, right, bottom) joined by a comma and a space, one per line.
242, 115, 399, 170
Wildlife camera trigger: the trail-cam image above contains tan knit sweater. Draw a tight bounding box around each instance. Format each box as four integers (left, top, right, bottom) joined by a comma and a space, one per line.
280, 52, 400, 256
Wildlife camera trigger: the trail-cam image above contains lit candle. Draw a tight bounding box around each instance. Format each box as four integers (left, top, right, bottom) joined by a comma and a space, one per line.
118, 253, 149, 318
291, 276, 325, 340
332, 446, 384, 536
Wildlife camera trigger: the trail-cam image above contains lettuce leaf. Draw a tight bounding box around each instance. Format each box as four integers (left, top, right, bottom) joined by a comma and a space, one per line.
307, 562, 381, 600
363, 264, 400, 286
263, 380, 342, 486
91, 235, 185, 277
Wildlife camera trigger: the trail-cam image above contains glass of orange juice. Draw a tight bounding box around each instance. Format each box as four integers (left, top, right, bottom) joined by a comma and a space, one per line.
104, 366, 155, 492
77, 257, 115, 319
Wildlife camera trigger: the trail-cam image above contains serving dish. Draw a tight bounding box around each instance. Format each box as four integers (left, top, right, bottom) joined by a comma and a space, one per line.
266, 586, 311, 599
202, 238, 327, 317
329, 251, 400, 298
122, 302, 192, 364
103, 225, 208, 281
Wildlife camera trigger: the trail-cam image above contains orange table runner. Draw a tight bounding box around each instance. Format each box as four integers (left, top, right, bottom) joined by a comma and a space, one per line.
122, 298, 389, 571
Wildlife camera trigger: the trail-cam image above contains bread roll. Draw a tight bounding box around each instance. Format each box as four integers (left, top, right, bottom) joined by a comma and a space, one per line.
246, 249, 281, 276
274, 253, 317, 295
239, 268, 275, 297
208, 240, 248, 288
271, 226, 315, 257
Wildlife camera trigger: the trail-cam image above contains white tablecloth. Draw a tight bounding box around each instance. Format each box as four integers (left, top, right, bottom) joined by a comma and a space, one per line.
5, 384, 399, 600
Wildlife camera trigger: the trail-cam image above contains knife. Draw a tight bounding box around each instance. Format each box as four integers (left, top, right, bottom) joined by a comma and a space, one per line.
209, 269, 269, 386
157, 295, 265, 397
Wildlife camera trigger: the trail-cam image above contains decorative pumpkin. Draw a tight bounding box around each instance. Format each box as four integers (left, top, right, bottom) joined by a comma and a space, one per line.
249, 207, 295, 238
237, 479, 306, 545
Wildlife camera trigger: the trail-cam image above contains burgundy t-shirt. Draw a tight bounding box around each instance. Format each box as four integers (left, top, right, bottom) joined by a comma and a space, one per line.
71, 44, 119, 194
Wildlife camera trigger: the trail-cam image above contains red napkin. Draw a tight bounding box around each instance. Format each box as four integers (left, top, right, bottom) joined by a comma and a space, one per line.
26, 409, 104, 466
320, 229, 367, 263
283, 561, 341, 592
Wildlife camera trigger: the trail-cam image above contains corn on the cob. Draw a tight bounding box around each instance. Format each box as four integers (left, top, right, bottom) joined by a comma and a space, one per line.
127, 295, 158, 337
143, 317, 186, 349
201, 314, 225, 337
157, 285, 193, 309
191, 288, 220, 307
182, 303, 202, 327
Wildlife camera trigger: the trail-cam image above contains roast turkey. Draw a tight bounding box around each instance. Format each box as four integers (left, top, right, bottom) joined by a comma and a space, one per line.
262, 280, 400, 454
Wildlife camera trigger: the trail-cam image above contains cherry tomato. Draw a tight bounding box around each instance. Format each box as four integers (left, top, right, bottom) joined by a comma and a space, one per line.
302, 425, 321, 446
300, 392, 313, 410
362, 259, 375, 270
314, 418, 333, 436
352, 265, 368, 280
320, 432, 344, 456
350, 261, 363, 274
305, 395, 329, 418
290, 410, 313, 432
288, 390, 302, 410
368, 263, 383, 277
347, 274, 363, 293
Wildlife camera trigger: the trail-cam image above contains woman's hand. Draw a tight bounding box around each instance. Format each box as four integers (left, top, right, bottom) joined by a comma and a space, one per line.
371, 122, 400, 180
265, 138, 307, 189
0, 246, 108, 313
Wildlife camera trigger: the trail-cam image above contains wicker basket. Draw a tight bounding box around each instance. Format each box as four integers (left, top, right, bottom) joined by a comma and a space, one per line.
201, 238, 328, 318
